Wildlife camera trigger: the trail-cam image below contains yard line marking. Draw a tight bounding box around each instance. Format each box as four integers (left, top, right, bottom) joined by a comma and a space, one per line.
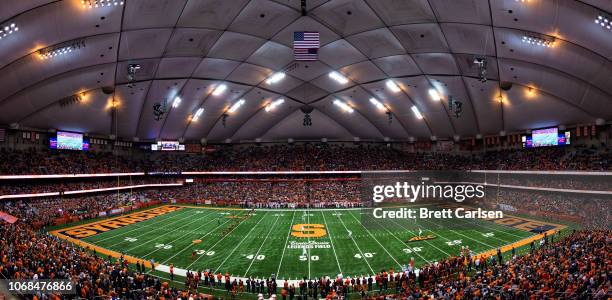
360, 213, 441, 262
123, 209, 215, 252
185, 210, 257, 270
369, 213, 454, 257
345, 210, 402, 268
320, 211, 342, 274
334, 211, 375, 274
212, 212, 269, 273
276, 211, 296, 278
306, 209, 311, 279
102, 209, 208, 250
454, 216, 525, 240
243, 215, 281, 277
141, 210, 228, 259
417, 217, 498, 248
160, 214, 238, 264
92, 209, 194, 243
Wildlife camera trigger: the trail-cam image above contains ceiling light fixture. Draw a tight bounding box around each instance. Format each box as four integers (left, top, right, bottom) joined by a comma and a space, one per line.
172, 96, 181, 108
369, 97, 386, 111
228, 99, 245, 113
595, 15, 612, 30
428, 88, 441, 101
38, 39, 86, 60
0, 23, 18, 40
521, 35, 555, 47
265, 98, 285, 112
212, 84, 227, 96
385, 80, 401, 93
81, 0, 124, 9
333, 99, 354, 113
329, 71, 349, 84
411, 105, 423, 119
265, 72, 286, 85
192, 108, 204, 122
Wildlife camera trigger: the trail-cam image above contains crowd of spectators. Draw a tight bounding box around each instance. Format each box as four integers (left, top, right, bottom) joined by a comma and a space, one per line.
0, 193, 139, 226
376, 230, 611, 299
0, 222, 210, 299
1, 143, 611, 174
0, 148, 140, 175
163, 180, 362, 208
486, 189, 610, 229
0, 177, 180, 196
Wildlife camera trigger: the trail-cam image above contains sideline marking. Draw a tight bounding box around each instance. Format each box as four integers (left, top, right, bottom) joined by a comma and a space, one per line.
321, 211, 343, 275
275, 211, 296, 278
244, 215, 281, 277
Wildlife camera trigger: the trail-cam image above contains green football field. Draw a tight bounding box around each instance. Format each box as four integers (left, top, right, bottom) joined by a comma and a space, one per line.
78, 206, 536, 280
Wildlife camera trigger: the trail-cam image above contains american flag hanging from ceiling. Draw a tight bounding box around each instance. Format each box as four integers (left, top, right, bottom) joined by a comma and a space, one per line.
293, 31, 319, 61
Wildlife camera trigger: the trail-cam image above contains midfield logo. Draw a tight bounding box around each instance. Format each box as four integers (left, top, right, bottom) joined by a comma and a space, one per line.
406, 234, 436, 242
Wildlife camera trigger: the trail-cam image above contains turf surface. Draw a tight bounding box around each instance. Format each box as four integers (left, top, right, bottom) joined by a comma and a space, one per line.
82, 206, 534, 280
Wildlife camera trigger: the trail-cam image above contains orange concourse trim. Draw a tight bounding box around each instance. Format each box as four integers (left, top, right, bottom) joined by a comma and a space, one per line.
473, 227, 565, 261
49, 230, 158, 269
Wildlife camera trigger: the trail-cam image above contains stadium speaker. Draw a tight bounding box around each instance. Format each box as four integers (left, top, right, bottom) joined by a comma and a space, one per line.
102, 86, 115, 94
500, 82, 513, 91
301, 105, 314, 127
300, 105, 314, 114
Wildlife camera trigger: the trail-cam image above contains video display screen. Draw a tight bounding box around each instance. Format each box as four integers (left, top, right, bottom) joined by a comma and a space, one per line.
532, 127, 558, 147
523, 127, 570, 148
50, 131, 89, 151
151, 141, 185, 151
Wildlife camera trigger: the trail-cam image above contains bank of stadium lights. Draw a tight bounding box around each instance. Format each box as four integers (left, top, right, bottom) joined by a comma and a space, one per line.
228, 99, 245, 113
428, 88, 441, 101
38, 39, 86, 60
369, 97, 386, 111
81, 0, 124, 9
212, 84, 227, 96
333, 99, 354, 113
265, 98, 285, 112
171, 96, 181, 108
0, 23, 18, 40
411, 105, 423, 120
191, 108, 204, 122
521, 35, 555, 47
595, 15, 612, 30
328, 71, 349, 84
265, 72, 286, 85
385, 80, 401, 93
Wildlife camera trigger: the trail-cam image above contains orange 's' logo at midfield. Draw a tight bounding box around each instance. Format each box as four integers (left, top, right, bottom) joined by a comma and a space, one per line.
291, 224, 327, 238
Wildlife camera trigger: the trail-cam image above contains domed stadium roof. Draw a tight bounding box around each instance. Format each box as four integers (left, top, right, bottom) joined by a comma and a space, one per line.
0, 0, 610, 143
